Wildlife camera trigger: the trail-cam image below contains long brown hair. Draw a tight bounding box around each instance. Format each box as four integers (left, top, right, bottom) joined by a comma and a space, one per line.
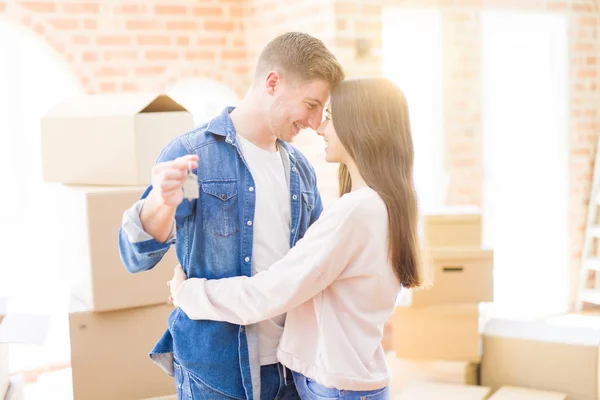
331, 78, 424, 288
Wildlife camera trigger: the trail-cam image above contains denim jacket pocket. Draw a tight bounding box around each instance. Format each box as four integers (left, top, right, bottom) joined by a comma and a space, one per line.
201, 180, 239, 238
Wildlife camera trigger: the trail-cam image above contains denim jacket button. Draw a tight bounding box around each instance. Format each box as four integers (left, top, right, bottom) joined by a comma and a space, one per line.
292, 194, 298, 200
244, 257, 250, 262
291, 167, 297, 172
249, 186, 254, 192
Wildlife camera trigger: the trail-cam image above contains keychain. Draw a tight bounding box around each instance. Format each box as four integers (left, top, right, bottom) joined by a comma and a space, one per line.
182, 160, 199, 201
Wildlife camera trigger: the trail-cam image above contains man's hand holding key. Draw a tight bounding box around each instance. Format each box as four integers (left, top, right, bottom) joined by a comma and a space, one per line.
150, 154, 199, 208
139, 154, 199, 243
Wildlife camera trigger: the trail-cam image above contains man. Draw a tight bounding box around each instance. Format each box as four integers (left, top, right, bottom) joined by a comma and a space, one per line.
118, 32, 344, 400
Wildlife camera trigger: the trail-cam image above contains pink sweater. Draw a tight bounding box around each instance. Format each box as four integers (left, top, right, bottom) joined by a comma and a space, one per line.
173, 187, 401, 390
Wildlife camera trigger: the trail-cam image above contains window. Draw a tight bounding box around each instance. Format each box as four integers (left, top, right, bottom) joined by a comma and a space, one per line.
481, 12, 568, 317
382, 8, 446, 214
0, 21, 80, 219
0, 20, 80, 373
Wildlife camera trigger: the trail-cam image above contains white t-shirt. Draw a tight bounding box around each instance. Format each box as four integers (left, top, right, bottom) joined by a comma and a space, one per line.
236, 134, 291, 365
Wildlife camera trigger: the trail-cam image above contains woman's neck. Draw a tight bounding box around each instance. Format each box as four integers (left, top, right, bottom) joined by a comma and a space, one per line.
345, 160, 367, 191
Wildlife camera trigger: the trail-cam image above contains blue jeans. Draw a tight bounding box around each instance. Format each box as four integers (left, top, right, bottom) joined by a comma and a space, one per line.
260, 363, 300, 400
174, 360, 299, 399
292, 371, 389, 400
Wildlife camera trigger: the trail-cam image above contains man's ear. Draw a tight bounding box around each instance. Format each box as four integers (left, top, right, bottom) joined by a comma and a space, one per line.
265, 71, 281, 95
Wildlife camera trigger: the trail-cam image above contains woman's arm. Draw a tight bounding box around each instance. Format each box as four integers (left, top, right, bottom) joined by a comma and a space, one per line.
171, 198, 368, 325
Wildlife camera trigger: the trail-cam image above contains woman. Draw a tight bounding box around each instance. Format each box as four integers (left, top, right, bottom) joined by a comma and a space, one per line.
169, 78, 426, 400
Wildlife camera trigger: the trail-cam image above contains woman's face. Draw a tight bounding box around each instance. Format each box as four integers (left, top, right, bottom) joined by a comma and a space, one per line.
316, 106, 350, 164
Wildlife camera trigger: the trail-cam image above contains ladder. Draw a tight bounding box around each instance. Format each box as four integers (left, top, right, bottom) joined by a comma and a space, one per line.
575, 136, 600, 311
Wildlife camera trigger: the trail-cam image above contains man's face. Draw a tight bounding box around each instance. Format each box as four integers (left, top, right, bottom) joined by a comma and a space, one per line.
268, 78, 330, 143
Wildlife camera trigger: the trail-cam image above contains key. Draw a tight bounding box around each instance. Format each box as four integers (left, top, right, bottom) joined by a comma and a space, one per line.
182, 161, 199, 201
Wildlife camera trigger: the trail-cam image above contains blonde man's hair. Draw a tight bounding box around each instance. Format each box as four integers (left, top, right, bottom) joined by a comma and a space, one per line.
255, 32, 344, 87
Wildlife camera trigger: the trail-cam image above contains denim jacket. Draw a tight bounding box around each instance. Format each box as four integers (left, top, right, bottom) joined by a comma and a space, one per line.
118, 107, 323, 400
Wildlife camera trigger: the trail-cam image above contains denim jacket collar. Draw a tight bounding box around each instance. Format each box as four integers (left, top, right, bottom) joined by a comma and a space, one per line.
207, 106, 297, 164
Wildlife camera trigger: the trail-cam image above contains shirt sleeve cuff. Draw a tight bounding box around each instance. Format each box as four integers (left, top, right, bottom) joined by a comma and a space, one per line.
121, 199, 177, 244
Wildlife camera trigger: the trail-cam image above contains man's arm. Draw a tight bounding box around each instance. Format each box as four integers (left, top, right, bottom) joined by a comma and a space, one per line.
139, 191, 178, 244
118, 137, 198, 274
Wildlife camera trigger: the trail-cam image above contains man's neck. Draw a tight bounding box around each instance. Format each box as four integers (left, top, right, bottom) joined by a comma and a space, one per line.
230, 102, 278, 152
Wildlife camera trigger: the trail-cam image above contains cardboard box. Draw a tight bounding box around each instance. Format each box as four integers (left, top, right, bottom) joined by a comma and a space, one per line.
397, 382, 491, 400
482, 315, 600, 400
32, 367, 178, 400
386, 352, 479, 399
41, 93, 193, 185
410, 248, 494, 307
50, 185, 177, 312
489, 386, 567, 400
69, 300, 175, 400
392, 304, 481, 362
3, 374, 24, 400
424, 210, 481, 247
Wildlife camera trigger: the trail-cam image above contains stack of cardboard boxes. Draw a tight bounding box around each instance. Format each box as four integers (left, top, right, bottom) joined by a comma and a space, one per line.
388, 211, 571, 400
39, 93, 194, 400
390, 211, 494, 399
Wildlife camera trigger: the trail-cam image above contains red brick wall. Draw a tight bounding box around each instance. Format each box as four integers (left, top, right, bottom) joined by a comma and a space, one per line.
0, 1, 250, 95
0, 0, 598, 307
441, 7, 483, 207
568, 2, 600, 302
